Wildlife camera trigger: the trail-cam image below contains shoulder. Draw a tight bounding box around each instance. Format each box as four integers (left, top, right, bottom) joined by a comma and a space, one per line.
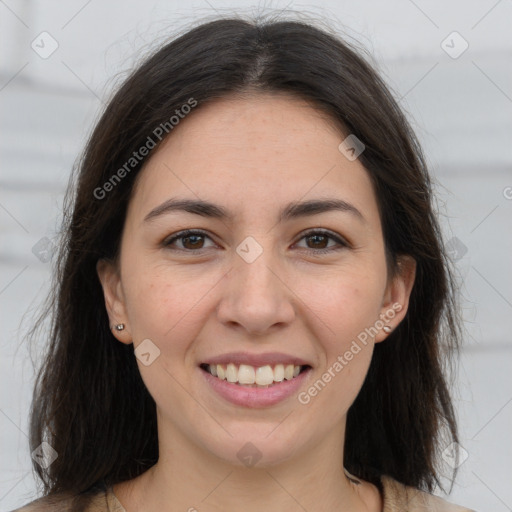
9, 494, 73, 512
381, 475, 477, 512
9, 489, 111, 512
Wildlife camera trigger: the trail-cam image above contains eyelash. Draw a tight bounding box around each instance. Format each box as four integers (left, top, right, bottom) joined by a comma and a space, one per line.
162, 229, 349, 255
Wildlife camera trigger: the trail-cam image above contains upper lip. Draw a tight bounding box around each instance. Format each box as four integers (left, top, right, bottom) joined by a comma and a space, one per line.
201, 352, 312, 368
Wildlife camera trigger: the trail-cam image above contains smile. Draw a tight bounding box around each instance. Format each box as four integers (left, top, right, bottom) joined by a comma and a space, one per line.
200, 363, 309, 387
199, 362, 313, 408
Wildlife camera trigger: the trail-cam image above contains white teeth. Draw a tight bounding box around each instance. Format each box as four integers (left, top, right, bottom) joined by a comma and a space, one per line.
255, 365, 274, 386
226, 363, 237, 383
206, 362, 305, 386
238, 364, 255, 384
274, 364, 284, 382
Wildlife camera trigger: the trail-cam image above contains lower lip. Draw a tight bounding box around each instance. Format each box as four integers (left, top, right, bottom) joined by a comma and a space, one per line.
200, 366, 312, 408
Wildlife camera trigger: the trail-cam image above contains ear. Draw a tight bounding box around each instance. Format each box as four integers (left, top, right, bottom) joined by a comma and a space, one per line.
375, 254, 416, 343
96, 258, 132, 344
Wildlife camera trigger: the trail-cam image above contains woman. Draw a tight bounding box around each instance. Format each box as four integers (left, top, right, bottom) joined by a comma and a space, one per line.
14, 14, 474, 512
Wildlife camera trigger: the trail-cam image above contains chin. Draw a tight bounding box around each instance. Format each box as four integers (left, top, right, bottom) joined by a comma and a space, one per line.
201, 427, 307, 469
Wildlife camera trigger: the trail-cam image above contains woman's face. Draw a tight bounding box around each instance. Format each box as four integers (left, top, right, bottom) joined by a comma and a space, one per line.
98, 93, 415, 468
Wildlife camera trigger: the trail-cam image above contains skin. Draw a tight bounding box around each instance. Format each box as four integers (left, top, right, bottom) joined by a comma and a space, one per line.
97, 92, 416, 512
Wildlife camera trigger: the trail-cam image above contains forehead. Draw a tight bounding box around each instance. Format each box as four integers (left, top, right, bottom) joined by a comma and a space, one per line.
127, 93, 379, 226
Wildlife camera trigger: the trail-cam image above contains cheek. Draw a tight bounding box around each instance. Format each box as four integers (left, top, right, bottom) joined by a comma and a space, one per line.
120, 264, 212, 411
298, 280, 378, 426
121, 260, 221, 357
296, 269, 383, 407
300, 265, 385, 344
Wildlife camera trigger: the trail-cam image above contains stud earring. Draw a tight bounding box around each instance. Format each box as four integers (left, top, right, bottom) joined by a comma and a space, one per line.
383, 325, 392, 333
113, 323, 125, 331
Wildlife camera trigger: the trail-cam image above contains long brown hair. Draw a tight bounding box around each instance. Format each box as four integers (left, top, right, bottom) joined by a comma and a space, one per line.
27, 13, 462, 506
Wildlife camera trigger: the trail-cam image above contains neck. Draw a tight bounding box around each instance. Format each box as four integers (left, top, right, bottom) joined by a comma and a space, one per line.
114, 413, 381, 512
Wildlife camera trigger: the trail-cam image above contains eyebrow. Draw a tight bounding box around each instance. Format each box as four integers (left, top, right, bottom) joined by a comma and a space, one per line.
143, 197, 366, 224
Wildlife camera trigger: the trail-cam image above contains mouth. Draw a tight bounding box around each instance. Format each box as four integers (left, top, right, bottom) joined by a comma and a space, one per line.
199, 362, 312, 388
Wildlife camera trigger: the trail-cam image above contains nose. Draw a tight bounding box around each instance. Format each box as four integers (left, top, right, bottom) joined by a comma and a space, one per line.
216, 244, 296, 336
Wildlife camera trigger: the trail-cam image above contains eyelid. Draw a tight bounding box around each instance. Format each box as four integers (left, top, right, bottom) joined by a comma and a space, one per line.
162, 229, 215, 250
294, 228, 350, 248
162, 228, 350, 253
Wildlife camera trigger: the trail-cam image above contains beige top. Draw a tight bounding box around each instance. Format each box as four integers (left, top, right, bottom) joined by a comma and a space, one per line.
11, 475, 475, 511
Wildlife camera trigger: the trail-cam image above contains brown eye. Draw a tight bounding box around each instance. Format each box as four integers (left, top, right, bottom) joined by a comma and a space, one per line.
163, 230, 215, 251
181, 234, 205, 249
305, 233, 329, 249
295, 230, 348, 254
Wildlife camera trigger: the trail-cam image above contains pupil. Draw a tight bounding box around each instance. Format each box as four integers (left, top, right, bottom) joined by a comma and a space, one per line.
184, 235, 203, 249
309, 234, 327, 249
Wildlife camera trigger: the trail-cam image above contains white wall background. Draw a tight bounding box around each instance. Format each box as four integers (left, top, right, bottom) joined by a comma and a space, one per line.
1, 1, 511, 511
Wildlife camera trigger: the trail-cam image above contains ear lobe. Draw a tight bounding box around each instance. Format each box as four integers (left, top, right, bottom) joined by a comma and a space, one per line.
96, 259, 132, 344
375, 255, 416, 343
